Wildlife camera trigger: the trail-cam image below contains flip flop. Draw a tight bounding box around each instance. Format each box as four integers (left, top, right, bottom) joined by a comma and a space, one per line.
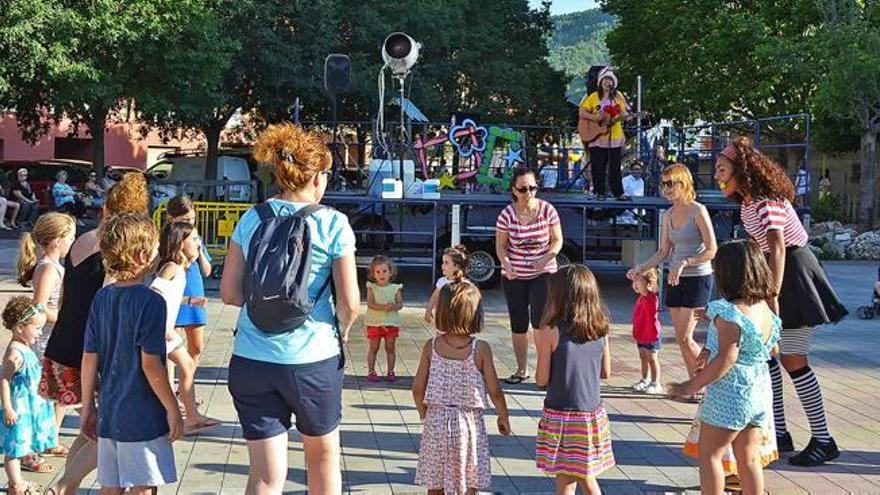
184, 416, 221, 436
21, 454, 54, 473
42, 443, 70, 457
725, 474, 742, 492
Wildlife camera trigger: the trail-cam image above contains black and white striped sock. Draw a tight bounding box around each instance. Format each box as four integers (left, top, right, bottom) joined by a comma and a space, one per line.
790, 366, 832, 443
769, 358, 788, 434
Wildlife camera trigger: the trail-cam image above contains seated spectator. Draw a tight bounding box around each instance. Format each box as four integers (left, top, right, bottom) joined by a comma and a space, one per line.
10, 168, 39, 227
52, 170, 86, 223
0, 181, 21, 230
618, 162, 645, 225
83, 171, 106, 207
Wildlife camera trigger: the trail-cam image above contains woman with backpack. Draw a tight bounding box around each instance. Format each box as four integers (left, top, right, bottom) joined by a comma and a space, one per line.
220, 124, 360, 494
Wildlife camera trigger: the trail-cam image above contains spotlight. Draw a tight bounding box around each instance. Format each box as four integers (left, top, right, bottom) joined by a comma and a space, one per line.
382, 32, 420, 75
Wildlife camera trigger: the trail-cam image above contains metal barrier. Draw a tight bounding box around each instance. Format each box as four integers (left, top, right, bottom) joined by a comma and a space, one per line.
152, 201, 254, 272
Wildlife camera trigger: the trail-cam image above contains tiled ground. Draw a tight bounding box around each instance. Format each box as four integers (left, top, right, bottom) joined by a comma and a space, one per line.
1, 248, 878, 493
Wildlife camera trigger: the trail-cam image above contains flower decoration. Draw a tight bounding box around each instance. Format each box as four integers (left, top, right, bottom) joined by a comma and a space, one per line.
448, 118, 488, 158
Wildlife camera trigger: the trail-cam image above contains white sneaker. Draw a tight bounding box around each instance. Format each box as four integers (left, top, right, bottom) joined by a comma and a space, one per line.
645, 382, 665, 395
632, 379, 649, 392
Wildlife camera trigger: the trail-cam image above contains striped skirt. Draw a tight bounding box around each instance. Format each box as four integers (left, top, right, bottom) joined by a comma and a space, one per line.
536, 406, 615, 479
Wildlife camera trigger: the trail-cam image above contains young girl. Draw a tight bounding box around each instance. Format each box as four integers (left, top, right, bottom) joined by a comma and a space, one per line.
1, 297, 59, 494
165, 196, 212, 371
17, 212, 76, 448
365, 255, 403, 382
424, 244, 468, 323
631, 267, 663, 395
413, 281, 511, 494
151, 221, 221, 435
535, 265, 614, 495
669, 239, 781, 495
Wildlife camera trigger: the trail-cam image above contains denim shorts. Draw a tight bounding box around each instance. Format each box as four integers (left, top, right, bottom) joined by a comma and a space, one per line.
637, 338, 662, 352
228, 353, 344, 439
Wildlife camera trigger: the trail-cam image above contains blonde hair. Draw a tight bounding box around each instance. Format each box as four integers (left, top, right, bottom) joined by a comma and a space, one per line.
661, 163, 696, 202
442, 245, 469, 282
253, 123, 331, 192
435, 282, 484, 335
640, 267, 659, 293
17, 212, 76, 286
2, 296, 41, 330
367, 255, 397, 282
105, 172, 149, 216
541, 265, 610, 341
99, 213, 159, 282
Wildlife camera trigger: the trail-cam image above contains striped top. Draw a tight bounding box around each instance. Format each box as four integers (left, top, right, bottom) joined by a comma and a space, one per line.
740, 198, 808, 252
496, 199, 560, 279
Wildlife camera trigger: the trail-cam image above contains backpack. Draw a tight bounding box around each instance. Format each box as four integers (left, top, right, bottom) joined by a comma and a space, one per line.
244, 202, 331, 334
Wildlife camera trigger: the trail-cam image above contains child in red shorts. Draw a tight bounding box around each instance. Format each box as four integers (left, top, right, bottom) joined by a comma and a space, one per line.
631, 268, 663, 395
365, 256, 403, 382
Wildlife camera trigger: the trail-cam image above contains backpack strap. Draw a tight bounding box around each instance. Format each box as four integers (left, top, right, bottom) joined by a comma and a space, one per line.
255, 201, 276, 222
293, 203, 325, 219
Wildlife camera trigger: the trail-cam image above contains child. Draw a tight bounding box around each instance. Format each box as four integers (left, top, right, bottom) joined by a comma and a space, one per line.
668, 239, 781, 495
423, 245, 468, 323
364, 255, 403, 382
412, 281, 511, 494
631, 267, 663, 394
165, 195, 211, 371
0, 297, 58, 494
535, 265, 615, 495
151, 221, 220, 436
16, 211, 75, 450
80, 213, 182, 491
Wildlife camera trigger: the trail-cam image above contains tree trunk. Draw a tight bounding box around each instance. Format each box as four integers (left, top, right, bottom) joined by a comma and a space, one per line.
91, 113, 107, 177
859, 130, 878, 226
204, 124, 222, 182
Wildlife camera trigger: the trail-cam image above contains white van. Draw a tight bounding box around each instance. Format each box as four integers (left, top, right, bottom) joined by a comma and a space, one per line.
149, 154, 254, 207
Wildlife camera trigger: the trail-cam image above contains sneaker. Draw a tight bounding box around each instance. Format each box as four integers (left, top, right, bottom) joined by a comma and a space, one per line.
367, 371, 379, 383
632, 379, 649, 392
644, 382, 664, 395
789, 437, 839, 466
777, 431, 795, 453
386, 371, 397, 382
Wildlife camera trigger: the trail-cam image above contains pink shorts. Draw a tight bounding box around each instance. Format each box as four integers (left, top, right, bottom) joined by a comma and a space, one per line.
366, 326, 400, 340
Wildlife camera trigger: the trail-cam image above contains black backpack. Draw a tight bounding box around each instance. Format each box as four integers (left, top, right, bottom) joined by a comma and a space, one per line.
244, 202, 331, 334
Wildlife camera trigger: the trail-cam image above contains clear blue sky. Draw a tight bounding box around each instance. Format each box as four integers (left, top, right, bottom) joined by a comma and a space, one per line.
529, 0, 599, 15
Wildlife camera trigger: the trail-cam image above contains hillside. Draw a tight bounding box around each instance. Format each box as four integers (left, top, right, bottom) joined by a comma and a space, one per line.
547, 8, 617, 98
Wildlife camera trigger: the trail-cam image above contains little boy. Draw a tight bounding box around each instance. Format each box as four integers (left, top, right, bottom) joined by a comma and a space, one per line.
80, 213, 183, 494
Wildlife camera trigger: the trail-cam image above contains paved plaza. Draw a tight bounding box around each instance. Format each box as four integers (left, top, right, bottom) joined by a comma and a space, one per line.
1, 240, 878, 493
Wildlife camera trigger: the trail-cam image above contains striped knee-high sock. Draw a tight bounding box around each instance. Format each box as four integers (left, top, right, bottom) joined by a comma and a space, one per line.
790, 366, 832, 442
768, 358, 787, 434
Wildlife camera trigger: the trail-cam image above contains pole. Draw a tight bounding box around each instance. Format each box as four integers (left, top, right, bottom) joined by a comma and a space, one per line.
637, 75, 642, 160
293, 97, 301, 124
398, 75, 407, 183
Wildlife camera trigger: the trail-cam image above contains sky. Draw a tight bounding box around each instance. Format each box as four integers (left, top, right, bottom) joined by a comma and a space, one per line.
529, 0, 599, 15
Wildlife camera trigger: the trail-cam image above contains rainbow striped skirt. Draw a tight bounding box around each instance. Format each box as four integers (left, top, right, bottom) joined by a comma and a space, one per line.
536, 406, 615, 479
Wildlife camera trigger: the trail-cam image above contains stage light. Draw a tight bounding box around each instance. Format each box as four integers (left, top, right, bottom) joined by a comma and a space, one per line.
382, 32, 420, 75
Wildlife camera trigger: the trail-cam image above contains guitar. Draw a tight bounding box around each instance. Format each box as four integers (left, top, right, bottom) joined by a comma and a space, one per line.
578, 117, 611, 145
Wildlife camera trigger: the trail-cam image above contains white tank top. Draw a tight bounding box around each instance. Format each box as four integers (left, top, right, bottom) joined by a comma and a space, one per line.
150, 264, 187, 336
33, 257, 64, 359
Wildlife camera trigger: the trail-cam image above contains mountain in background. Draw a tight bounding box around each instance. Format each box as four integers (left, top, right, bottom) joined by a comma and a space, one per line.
547, 8, 616, 101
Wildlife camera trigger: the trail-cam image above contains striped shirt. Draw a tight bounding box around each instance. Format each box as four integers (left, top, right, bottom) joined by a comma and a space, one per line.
740, 198, 808, 252
496, 199, 560, 279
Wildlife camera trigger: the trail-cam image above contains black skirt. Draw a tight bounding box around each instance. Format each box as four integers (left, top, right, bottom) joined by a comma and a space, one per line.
778, 245, 848, 329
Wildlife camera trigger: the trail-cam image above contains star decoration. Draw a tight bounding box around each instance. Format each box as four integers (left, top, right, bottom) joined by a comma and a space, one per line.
438, 171, 457, 190
504, 147, 523, 167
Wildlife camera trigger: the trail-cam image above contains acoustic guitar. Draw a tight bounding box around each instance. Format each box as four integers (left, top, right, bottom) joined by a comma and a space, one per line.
578, 117, 610, 145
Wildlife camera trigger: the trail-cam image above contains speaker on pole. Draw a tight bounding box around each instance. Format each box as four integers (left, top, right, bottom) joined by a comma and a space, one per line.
325, 54, 351, 94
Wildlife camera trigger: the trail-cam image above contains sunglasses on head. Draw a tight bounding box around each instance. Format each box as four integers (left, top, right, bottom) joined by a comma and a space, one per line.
515, 185, 538, 193
660, 180, 680, 188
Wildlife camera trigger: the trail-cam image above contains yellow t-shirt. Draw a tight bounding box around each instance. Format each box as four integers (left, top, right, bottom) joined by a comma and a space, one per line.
365, 281, 403, 327
580, 91, 627, 148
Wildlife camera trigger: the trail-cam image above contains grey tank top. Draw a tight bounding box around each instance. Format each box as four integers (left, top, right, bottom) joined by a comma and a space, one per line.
544, 322, 605, 412
666, 204, 712, 277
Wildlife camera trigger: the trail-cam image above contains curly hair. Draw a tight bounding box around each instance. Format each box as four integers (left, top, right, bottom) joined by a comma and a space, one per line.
540, 265, 610, 341
99, 213, 159, 282
253, 123, 331, 192
367, 255, 397, 282
442, 244, 469, 282
640, 267, 659, 294
106, 172, 150, 215
2, 296, 40, 330
721, 136, 795, 202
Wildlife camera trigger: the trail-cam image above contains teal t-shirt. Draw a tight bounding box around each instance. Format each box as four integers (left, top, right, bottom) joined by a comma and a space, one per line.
230, 200, 356, 365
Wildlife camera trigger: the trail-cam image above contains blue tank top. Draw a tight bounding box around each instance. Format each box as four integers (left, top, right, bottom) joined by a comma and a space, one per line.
544, 321, 605, 412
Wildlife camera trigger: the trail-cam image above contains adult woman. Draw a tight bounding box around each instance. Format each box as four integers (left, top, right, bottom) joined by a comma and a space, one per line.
42, 172, 151, 494
52, 171, 85, 220
579, 67, 630, 200
83, 171, 106, 207
10, 168, 40, 227
0, 181, 20, 230
495, 168, 563, 384
715, 136, 847, 466
220, 124, 360, 494
627, 164, 717, 393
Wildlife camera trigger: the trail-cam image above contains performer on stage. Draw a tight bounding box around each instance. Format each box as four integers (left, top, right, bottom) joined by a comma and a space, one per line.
579, 67, 631, 200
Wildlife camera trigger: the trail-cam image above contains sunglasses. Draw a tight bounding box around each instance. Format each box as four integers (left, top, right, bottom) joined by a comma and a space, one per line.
515, 185, 538, 193
660, 180, 681, 188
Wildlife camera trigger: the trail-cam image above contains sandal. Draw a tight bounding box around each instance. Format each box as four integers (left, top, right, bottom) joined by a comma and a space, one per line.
724, 474, 742, 492
184, 416, 221, 436
42, 444, 69, 457
21, 454, 54, 473
8, 479, 40, 495
504, 373, 530, 385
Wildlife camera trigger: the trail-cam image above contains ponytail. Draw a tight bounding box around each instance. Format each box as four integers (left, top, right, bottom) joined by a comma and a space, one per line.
17, 232, 37, 286
444, 244, 469, 282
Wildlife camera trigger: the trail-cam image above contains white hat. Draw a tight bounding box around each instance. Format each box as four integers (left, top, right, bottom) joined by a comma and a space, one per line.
597, 66, 618, 89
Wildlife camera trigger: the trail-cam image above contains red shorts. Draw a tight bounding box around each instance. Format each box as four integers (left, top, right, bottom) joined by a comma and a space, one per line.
39, 357, 83, 406
366, 326, 400, 340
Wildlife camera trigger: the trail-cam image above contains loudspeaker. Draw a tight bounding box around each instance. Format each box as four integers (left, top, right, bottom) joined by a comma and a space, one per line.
324, 54, 351, 94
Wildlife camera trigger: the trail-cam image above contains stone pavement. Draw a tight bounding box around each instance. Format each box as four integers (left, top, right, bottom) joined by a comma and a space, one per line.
0, 239, 879, 493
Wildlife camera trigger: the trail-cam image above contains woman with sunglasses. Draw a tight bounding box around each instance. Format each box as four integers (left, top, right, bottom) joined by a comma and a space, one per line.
83, 172, 106, 207
627, 164, 717, 395
495, 168, 563, 384
715, 136, 846, 467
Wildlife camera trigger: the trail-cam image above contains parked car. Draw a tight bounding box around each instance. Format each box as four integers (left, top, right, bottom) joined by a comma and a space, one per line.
0, 159, 91, 207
